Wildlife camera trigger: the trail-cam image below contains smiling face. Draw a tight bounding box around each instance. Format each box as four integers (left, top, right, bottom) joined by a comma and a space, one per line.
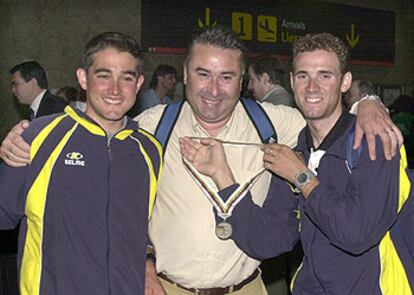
77, 47, 144, 133
291, 49, 352, 127
183, 44, 243, 134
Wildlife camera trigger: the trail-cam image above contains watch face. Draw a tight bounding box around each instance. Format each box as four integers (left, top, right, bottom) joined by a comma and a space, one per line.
297, 172, 308, 184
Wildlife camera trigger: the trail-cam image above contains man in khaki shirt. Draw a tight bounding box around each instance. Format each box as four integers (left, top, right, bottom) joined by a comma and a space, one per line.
0, 27, 402, 295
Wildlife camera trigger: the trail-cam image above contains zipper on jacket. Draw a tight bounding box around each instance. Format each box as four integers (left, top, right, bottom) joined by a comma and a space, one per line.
106, 135, 113, 295
107, 137, 112, 161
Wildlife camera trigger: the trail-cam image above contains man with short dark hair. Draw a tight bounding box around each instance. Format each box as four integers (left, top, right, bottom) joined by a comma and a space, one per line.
10, 61, 67, 120
248, 55, 295, 107
136, 64, 177, 114
0, 32, 162, 294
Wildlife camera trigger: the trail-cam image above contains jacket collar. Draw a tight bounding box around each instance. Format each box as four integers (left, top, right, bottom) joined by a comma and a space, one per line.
297, 111, 356, 161
64, 105, 137, 140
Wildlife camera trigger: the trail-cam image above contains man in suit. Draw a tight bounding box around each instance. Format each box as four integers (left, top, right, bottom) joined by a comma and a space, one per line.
10, 61, 67, 120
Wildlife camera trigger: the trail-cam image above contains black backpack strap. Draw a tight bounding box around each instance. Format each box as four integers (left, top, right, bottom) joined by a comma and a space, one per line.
346, 124, 364, 170
154, 101, 185, 150
239, 97, 277, 144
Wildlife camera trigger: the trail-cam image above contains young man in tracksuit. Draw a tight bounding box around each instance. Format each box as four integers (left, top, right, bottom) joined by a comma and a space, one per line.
180, 33, 413, 294
0, 32, 162, 294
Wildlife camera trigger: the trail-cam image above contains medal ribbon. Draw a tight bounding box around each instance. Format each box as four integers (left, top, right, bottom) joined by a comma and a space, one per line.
182, 158, 265, 218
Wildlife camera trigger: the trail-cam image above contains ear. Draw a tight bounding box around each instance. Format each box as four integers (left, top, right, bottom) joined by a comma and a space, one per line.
135, 74, 145, 95
261, 72, 270, 84
340, 71, 352, 93
76, 68, 88, 90
28, 78, 38, 87
183, 64, 188, 85
289, 71, 294, 90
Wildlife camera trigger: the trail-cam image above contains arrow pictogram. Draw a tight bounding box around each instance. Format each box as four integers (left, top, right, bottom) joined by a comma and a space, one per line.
346, 24, 360, 48
198, 7, 218, 28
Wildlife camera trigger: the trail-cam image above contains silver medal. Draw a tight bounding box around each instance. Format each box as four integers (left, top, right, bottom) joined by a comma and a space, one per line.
215, 221, 233, 240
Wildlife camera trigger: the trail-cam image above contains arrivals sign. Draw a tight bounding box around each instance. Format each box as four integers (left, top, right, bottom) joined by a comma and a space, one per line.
142, 0, 395, 67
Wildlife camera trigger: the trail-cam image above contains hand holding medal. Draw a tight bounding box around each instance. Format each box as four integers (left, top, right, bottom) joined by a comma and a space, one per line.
179, 137, 265, 240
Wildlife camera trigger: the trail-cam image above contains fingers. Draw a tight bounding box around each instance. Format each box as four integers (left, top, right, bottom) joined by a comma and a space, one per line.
263, 145, 276, 170
352, 124, 365, 151
179, 137, 200, 162
0, 120, 31, 166
390, 123, 404, 146
18, 120, 31, 131
0, 137, 31, 167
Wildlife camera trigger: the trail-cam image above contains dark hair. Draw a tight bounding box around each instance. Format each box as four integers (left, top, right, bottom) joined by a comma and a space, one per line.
249, 55, 284, 85
357, 80, 376, 97
57, 86, 79, 102
9, 61, 48, 89
82, 31, 143, 74
293, 33, 350, 74
149, 64, 177, 89
185, 26, 247, 73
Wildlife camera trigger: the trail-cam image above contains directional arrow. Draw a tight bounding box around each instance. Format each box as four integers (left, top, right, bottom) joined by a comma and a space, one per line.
198, 7, 218, 28
346, 24, 360, 48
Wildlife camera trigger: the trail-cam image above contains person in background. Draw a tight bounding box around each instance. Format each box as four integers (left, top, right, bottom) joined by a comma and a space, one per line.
344, 79, 376, 110
10, 61, 67, 120
57, 86, 79, 103
134, 64, 177, 115
389, 94, 414, 168
248, 55, 295, 107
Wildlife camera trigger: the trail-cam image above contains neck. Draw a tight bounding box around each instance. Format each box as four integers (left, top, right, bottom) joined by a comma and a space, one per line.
31, 88, 45, 100
195, 116, 230, 137
308, 109, 342, 149
85, 109, 125, 135
154, 85, 167, 99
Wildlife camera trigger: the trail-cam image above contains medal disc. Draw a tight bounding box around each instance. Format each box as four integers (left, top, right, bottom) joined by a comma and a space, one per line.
215, 221, 233, 240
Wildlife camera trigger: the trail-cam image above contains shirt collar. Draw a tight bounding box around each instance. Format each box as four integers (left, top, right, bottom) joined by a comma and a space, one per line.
188, 101, 235, 137
30, 89, 47, 116
305, 110, 354, 152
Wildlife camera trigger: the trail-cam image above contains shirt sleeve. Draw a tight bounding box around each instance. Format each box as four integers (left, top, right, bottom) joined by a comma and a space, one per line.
262, 103, 306, 148
0, 163, 27, 229
216, 176, 300, 260
134, 104, 167, 135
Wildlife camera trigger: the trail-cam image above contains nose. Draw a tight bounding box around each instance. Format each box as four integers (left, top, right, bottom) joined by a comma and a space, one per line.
306, 77, 320, 92
247, 80, 253, 91
208, 77, 220, 97
110, 79, 120, 95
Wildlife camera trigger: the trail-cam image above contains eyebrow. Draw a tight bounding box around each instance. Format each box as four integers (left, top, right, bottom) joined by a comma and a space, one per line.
93, 67, 138, 77
318, 70, 335, 75
294, 70, 335, 75
293, 70, 308, 75
195, 67, 237, 76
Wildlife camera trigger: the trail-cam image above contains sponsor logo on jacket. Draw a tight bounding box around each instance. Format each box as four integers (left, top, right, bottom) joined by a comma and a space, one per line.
65, 152, 85, 167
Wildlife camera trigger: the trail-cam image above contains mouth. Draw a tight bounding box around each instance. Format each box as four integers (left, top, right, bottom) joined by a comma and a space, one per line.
103, 97, 122, 105
304, 96, 322, 103
201, 96, 222, 106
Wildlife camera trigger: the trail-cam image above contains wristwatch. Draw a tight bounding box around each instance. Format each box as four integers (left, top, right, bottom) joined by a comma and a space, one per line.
294, 169, 315, 190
